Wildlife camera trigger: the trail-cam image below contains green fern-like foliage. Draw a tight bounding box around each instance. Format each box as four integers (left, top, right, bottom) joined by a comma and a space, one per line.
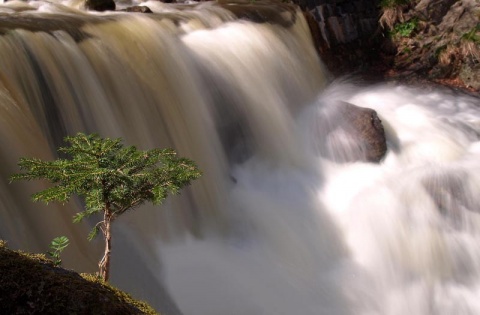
12, 132, 201, 224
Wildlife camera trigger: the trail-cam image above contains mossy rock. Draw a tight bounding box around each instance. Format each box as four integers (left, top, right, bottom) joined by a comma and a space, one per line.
0, 241, 158, 315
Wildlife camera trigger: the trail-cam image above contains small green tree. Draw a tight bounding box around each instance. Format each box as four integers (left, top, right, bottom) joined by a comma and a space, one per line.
11, 133, 201, 281
47, 236, 70, 267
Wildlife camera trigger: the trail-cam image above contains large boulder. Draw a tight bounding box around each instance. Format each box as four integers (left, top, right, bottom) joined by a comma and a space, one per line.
312, 101, 387, 163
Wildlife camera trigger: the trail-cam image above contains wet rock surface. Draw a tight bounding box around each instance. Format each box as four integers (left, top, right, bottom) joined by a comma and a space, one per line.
122, 5, 153, 13
298, 0, 383, 76
0, 15, 90, 41
313, 101, 387, 163
421, 169, 479, 228
221, 1, 298, 28
85, 0, 116, 11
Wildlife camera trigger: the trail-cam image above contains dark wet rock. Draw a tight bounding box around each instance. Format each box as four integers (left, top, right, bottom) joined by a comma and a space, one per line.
85, 0, 116, 11
220, 1, 298, 28
296, 0, 383, 75
221, 121, 252, 165
338, 102, 387, 162
123, 6, 153, 13
0, 15, 91, 42
313, 101, 387, 163
421, 169, 479, 228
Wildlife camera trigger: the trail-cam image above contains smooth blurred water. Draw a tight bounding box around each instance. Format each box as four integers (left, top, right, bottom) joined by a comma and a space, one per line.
1, 1, 480, 314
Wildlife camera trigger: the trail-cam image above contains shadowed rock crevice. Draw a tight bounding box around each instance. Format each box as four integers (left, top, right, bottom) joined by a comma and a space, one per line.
296, 0, 383, 75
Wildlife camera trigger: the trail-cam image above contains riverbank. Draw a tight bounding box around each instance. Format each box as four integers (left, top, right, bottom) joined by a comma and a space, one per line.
300, 0, 479, 94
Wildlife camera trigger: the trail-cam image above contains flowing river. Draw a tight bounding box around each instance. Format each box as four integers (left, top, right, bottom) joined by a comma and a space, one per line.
0, 1, 479, 314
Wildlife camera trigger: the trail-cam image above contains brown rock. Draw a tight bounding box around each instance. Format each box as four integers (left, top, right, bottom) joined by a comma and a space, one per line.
123, 6, 153, 13
312, 101, 387, 163
338, 101, 387, 162
460, 62, 480, 90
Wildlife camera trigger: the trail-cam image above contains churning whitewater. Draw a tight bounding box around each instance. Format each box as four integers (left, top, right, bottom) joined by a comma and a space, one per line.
1, 1, 480, 314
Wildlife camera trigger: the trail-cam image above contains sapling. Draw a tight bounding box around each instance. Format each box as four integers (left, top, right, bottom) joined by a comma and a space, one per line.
47, 236, 69, 267
11, 133, 201, 281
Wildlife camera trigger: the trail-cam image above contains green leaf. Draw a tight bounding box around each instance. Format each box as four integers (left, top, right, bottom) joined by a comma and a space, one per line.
152, 186, 168, 205
87, 225, 100, 241
73, 212, 86, 223
47, 236, 69, 267
85, 188, 105, 212
32, 186, 74, 204
50, 236, 69, 249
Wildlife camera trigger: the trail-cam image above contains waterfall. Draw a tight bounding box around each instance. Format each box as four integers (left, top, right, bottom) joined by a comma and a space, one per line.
1, 1, 480, 315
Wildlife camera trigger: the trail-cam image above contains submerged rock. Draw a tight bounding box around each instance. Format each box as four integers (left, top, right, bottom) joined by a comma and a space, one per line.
421, 169, 479, 228
85, 0, 115, 11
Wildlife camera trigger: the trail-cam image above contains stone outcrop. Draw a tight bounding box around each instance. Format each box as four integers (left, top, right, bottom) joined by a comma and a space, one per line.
297, 0, 382, 75
299, 0, 479, 91
0, 241, 158, 315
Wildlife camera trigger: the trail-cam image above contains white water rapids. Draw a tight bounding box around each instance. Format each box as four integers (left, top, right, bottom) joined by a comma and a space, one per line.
1, 1, 480, 314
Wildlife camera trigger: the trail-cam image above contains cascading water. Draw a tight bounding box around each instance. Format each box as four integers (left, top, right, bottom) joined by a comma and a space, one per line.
1, 1, 480, 314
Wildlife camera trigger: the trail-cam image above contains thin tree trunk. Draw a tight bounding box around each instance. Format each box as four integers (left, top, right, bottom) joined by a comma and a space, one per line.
99, 209, 112, 282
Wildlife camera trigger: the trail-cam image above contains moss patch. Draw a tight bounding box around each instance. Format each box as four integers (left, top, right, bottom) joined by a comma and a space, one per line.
0, 241, 158, 315
391, 18, 418, 38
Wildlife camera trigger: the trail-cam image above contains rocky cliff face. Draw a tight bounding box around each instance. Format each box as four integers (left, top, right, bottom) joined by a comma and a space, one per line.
300, 0, 480, 91
380, 0, 480, 90
298, 0, 383, 75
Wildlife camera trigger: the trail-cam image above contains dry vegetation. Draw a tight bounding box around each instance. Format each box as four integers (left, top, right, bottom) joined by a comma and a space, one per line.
379, 0, 480, 90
